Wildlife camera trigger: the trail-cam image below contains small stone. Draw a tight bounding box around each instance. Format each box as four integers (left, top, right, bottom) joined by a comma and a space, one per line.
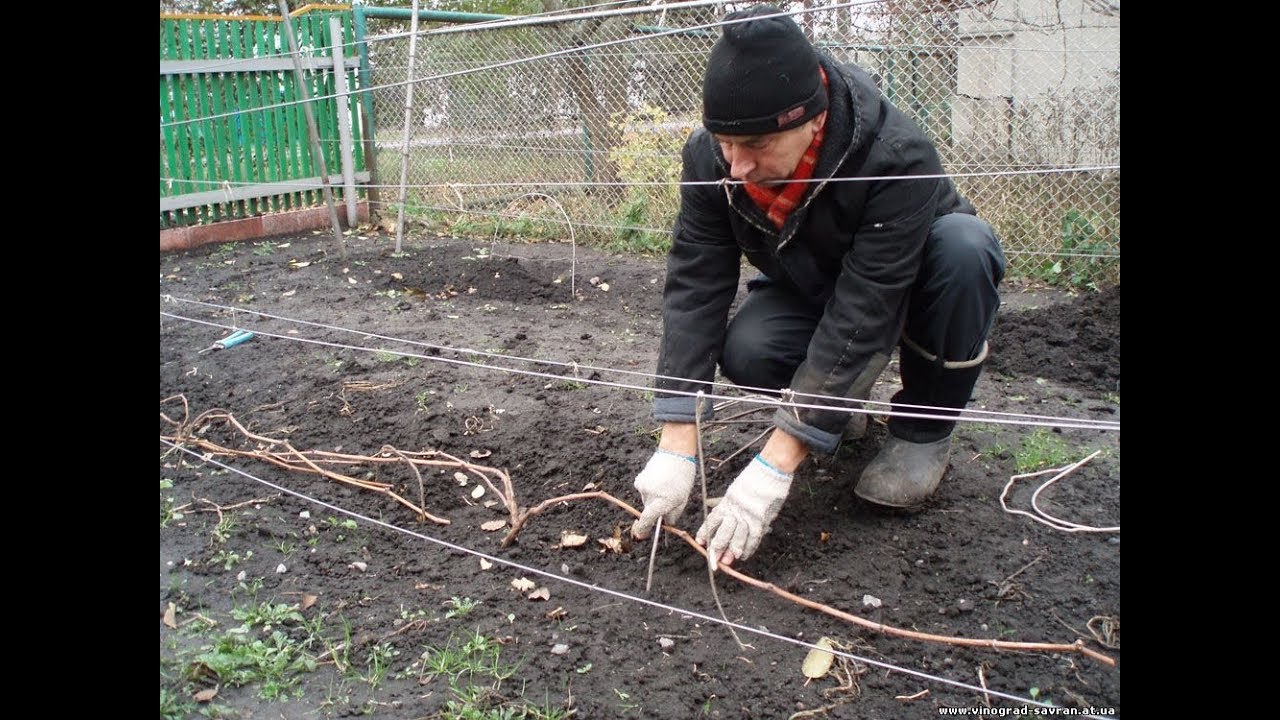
659, 637, 675, 650
1108, 536, 1120, 545
349, 561, 368, 572
551, 643, 569, 655
915, 559, 925, 567
236, 570, 246, 582
299, 511, 310, 519
276, 564, 288, 574
862, 594, 882, 608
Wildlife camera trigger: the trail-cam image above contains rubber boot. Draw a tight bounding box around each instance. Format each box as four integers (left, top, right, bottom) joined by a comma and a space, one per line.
855, 342, 984, 507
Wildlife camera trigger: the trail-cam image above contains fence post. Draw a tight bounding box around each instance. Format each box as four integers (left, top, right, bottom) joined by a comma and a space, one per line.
331, 16, 358, 227
277, 0, 346, 256
395, 0, 423, 254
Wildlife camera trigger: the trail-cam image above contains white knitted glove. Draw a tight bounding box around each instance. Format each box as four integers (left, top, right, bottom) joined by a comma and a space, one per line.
630, 449, 697, 539
696, 455, 793, 564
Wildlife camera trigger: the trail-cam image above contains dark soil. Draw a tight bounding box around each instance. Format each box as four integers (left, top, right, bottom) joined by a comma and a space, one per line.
160, 234, 1120, 719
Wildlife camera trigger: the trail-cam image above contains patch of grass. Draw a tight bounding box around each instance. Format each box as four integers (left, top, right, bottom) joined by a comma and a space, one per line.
212, 516, 238, 545
325, 516, 358, 533
407, 628, 517, 686
252, 240, 278, 256
274, 539, 296, 558
1015, 428, 1076, 472
181, 601, 318, 702
444, 596, 481, 619
982, 440, 1010, 461
232, 602, 306, 629
159, 685, 197, 720
363, 641, 399, 689
373, 350, 400, 363
160, 496, 182, 528
211, 548, 251, 571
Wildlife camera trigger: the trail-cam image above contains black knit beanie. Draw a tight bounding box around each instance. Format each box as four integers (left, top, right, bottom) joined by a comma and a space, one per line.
702, 5, 828, 136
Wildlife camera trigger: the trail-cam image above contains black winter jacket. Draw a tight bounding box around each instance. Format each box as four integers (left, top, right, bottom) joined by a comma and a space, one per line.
652, 54, 975, 453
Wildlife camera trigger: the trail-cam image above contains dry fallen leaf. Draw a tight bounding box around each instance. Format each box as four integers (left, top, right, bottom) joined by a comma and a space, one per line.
598, 537, 624, 554
163, 602, 177, 629
545, 606, 567, 620
481, 519, 507, 532
511, 577, 537, 592
479, 559, 493, 570
347, 276, 358, 284
801, 637, 836, 680
559, 531, 589, 549
391, 272, 404, 281
470, 485, 485, 499
281, 289, 297, 297
301, 594, 318, 610
470, 449, 492, 459
528, 587, 551, 601
349, 561, 368, 572
289, 260, 311, 269
193, 686, 219, 703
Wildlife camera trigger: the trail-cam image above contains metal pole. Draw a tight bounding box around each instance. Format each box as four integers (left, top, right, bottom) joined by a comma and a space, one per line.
277, 0, 346, 258
331, 17, 358, 227
395, 0, 422, 255
352, 7, 380, 212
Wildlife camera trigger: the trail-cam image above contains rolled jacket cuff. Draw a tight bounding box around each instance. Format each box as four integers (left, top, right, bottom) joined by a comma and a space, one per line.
771, 407, 843, 454
653, 395, 716, 423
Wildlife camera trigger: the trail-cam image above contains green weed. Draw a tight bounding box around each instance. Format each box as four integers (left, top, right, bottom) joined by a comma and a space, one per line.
1015, 428, 1075, 473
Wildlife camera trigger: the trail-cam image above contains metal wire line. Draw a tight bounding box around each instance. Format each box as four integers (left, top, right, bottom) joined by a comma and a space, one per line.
159, 0, 891, 130
159, 164, 1122, 192
156, 439, 1105, 719
351, 198, 1121, 261
159, 300, 1118, 432
158, 0, 665, 75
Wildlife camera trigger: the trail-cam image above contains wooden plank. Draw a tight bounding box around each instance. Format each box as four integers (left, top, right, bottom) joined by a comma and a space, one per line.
219, 19, 247, 219
268, 22, 302, 210
251, 21, 279, 213
178, 19, 207, 225
262, 22, 293, 212
206, 20, 232, 221
228, 20, 254, 216
198, 19, 225, 221
159, 171, 372, 212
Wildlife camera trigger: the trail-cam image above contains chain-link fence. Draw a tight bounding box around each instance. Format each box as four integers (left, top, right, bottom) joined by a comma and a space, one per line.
364, 0, 1119, 287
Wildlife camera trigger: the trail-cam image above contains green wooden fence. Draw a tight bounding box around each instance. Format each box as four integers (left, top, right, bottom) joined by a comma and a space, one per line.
159, 8, 369, 229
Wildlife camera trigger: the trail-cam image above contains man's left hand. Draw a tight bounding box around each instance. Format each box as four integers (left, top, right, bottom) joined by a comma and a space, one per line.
695, 455, 794, 567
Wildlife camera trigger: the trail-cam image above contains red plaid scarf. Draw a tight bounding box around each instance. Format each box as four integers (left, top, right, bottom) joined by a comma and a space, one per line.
744, 68, 829, 229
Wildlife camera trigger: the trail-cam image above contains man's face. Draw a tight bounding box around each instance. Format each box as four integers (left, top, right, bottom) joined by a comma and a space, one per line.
713, 113, 827, 185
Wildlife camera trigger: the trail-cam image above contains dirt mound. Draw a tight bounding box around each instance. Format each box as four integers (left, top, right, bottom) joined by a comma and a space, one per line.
989, 285, 1120, 392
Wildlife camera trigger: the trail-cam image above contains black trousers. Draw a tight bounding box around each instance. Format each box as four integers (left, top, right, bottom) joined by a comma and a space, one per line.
720, 213, 1007, 442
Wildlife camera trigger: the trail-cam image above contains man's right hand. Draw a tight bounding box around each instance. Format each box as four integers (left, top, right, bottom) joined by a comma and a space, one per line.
630, 449, 697, 539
